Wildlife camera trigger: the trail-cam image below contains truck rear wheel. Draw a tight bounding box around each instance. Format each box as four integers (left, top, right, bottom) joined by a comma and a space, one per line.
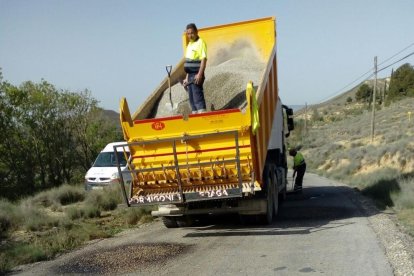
258, 165, 274, 224
176, 215, 193, 227
272, 168, 279, 217
162, 216, 178, 228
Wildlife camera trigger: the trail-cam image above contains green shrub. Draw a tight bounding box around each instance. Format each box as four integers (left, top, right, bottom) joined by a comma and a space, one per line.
0, 223, 114, 274
30, 190, 55, 208
65, 206, 84, 220
30, 184, 85, 208
59, 217, 74, 230
362, 178, 400, 210
65, 205, 101, 220
82, 205, 101, 219
0, 199, 22, 237
392, 177, 414, 210
85, 187, 122, 211
81, 223, 112, 240
22, 209, 59, 232
139, 214, 154, 224
124, 208, 143, 225
326, 161, 361, 181
37, 226, 89, 255
121, 207, 154, 225
0, 242, 47, 274
56, 184, 85, 205
50, 202, 63, 212
351, 168, 400, 188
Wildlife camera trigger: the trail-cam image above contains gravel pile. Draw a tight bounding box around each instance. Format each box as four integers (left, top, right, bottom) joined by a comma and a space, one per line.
152, 40, 265, 118
57, 242, 190, 275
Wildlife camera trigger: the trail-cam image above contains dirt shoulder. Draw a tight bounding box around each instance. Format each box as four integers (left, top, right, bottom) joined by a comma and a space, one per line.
327, 176, 414, 276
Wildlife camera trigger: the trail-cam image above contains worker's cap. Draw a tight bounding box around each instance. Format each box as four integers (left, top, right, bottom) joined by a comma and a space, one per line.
186, 23, 198, 31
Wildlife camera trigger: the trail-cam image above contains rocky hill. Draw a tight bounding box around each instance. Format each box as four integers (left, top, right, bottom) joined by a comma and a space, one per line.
288, 83, 414, 237
102, 109, 119, 123
295, 77, 390, 122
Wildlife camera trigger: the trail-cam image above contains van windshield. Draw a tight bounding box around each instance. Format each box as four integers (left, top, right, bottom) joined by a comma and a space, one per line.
93, 152, 129, 167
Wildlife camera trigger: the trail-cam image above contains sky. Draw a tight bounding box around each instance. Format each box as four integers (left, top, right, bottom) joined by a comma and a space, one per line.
1, 0, 414, 112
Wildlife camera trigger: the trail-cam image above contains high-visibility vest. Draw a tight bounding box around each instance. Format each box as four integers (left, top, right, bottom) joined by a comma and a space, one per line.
293, 152, 305, 168
184, 37, 207, 73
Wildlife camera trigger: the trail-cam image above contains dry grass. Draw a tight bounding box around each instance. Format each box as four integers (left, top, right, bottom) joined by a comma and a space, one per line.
392, 177, 414, 210
0, 184, 154, 274
291, 97, 414, 236
85, 187, 121, 211
0, 199, 22, 237
397, 208, 414, 237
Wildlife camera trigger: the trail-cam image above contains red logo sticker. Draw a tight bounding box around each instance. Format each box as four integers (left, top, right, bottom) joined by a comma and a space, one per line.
151, 121, 165, 130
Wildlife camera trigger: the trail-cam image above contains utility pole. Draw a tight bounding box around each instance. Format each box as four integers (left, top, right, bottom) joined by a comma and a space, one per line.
370, 56, 378, 142
304, 102, 308, 134
382, 79, 387, 107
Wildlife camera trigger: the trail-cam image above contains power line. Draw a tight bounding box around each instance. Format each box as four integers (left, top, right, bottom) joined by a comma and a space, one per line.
316, 42, 414, 104
378, 42, 414, 66
317, 72, 375, 103
329, 68, 374, 97
377, 51, 414, 73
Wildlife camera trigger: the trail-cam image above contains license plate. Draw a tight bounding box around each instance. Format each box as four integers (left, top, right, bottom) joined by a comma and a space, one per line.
91, 186, 104, 190
198, 189, 229, 198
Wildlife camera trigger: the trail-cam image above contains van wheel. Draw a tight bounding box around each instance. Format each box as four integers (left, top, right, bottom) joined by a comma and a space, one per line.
162, 216, 178, 228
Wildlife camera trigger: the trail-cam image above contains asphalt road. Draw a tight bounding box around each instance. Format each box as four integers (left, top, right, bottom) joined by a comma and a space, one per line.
14, 173, 394, 275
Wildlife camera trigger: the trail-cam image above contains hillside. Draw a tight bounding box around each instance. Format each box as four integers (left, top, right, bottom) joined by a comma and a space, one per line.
102, 109, 120, 124
289, 93, 414, 237
295, 77, 390, 119
322, 77, 389, 106
299, 97, 414, 175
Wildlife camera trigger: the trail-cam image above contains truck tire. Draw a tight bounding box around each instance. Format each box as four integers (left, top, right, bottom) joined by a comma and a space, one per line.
176, 215, 193, 227
272, 168, 279, 217
258, 165, 274, 224
279, 187, 287, 203
280, 167, 288, 202
162, 216, 178, 228
239, 214, 255, 225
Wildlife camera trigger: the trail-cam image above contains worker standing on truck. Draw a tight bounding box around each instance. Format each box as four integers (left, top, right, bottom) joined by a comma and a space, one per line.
289, 148, 306, 192
183, 23, 207, 114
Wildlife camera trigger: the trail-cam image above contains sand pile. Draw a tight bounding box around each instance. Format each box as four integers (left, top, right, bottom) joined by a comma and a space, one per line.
152, 40, 266, 118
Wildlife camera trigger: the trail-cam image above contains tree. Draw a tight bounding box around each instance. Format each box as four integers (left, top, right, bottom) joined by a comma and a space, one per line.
0, 77, 122, 200
387, 63, 414, 101
355, 84, 372, 103
0, 81, 37, 198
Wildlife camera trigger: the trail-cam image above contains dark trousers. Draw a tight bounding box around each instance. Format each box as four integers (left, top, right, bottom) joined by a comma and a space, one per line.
187, 73, 206, 111
295, 163, 306, 188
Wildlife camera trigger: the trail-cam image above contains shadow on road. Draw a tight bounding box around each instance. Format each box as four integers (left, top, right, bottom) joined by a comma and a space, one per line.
183, 185, 375, 238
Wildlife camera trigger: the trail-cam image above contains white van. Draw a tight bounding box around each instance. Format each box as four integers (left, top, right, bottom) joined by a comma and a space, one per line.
85, 142, 131, 190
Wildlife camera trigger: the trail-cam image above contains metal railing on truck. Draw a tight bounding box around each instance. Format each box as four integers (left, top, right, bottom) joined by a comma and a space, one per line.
114, 130, 256, 207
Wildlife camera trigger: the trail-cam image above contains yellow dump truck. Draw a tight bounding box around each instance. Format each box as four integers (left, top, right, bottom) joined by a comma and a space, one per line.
116, 17, 294, 227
